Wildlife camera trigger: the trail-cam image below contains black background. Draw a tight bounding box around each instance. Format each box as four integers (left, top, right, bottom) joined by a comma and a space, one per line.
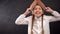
0, 0, 60, 34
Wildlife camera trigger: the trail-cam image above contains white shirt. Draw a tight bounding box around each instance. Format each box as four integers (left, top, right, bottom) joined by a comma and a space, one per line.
15, 11, 60, 34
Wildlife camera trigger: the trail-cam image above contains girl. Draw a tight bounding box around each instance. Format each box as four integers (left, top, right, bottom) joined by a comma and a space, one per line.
15, 0, 60, 34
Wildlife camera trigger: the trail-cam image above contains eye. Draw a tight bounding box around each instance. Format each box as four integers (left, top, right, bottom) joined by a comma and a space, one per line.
39, 8, 42, 10
33, 7, 42, 10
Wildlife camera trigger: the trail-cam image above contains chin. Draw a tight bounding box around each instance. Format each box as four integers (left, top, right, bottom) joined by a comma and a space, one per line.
34, 14, 43, 17
37, 16, 40, 17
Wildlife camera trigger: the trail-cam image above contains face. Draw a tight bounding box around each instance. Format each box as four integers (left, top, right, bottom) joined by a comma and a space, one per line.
32, 5, 43, 17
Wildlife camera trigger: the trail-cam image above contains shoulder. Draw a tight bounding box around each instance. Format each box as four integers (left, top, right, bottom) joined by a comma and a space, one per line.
25, 16, 32, 21
43, 15, 52, 20
44, 15, 51, 17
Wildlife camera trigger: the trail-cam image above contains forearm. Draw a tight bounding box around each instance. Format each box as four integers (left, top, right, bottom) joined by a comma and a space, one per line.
15, 14, 26, 25
49, 11, 60, 22
51, 11, 60, 17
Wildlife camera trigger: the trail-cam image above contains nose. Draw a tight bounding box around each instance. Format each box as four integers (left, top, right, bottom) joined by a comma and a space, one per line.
37, 9, 40, 10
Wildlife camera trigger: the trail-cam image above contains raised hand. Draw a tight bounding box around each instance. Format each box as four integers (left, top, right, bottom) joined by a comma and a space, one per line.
23, 8, 32, 16
45, 7, 54, 13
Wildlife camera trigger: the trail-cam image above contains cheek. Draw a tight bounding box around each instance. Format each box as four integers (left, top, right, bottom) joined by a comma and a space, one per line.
39, 10, 43, 14
32, 10, 43, 15
34, 11, 43, 14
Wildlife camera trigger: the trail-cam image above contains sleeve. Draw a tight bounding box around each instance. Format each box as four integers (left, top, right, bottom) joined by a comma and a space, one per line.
49, 11, 60, 22
15, 14, 29, 25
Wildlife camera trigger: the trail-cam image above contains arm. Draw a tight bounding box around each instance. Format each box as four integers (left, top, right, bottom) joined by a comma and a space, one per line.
15, 0, 37, 25
45, 7, 60, 22
49, 11, 60, 22
15, 14, 29, 25
15, 8, 32, 25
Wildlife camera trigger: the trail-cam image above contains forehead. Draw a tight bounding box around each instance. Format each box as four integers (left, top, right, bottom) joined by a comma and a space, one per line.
34, 5, 42, 8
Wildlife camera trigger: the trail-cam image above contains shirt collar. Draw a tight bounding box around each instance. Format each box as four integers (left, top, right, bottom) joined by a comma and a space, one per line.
34, 15, 45, 21
34, 16, 43, 21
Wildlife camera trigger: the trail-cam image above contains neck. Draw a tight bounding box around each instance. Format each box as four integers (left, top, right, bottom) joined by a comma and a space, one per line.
36, 15, 42, 18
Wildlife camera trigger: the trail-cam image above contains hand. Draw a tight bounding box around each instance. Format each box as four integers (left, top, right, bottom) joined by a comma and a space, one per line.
45, 7, 54, 13
23, 8, 32, 16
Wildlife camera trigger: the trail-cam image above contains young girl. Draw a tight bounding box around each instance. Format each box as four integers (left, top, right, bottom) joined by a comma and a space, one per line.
15, 0, 60, 34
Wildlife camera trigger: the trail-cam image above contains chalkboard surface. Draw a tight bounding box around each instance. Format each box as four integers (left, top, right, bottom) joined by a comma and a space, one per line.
0, 0, 60, 34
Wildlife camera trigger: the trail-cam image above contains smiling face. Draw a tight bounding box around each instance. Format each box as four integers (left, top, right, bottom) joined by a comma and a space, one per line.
32, 5, 43, 17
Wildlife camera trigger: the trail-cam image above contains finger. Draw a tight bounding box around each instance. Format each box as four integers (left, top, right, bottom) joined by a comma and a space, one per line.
45, 7, 51, 10
45, 7, 48, 10
47, 7, 51, 9
26, 8, 32, 12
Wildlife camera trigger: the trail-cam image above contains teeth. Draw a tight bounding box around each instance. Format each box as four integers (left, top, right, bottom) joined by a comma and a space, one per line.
36, 12, 40, 14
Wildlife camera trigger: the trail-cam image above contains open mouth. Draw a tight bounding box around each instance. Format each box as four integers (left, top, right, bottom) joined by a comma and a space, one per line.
35, 11, 41, 14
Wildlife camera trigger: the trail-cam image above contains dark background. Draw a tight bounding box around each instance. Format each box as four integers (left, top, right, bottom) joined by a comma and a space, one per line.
0, 0, 60, 34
